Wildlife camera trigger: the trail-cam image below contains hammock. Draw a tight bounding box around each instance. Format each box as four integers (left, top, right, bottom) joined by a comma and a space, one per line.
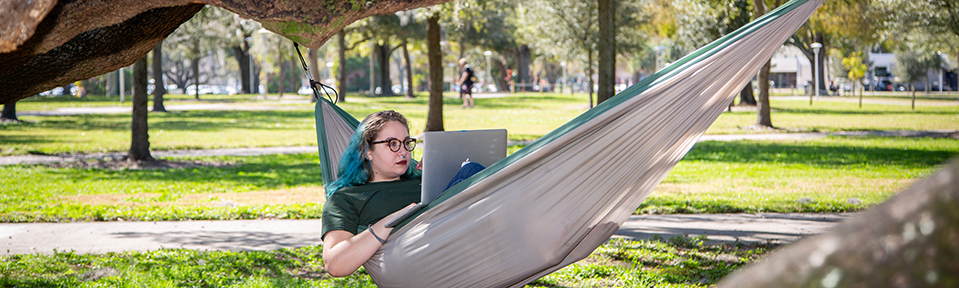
313, 0, 821, 286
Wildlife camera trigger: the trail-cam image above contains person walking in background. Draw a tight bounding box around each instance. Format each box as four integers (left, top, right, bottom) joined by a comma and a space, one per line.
457, 58, 476, 108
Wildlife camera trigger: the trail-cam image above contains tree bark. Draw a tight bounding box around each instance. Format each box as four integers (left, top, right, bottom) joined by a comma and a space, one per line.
739, 84, 757, 105
587, 48, 595, 108
425, 14, 444, 132
309, 48, 320, 102
517, 45, 531, 92
152, 42, 167, 112
402, 40, 414, 98
597, 0, 615, 105
192, 51, 200, 100
234, 45, 251, 95
337, 29, 347, 102
757, 60, 773, 127
375, 41, 394, 96
128, 56, 153, 161
277, 42, 284, 98
1, 102, 17, 122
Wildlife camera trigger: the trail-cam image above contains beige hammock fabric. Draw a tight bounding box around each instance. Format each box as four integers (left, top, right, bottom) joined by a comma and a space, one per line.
313, 0, 821, 286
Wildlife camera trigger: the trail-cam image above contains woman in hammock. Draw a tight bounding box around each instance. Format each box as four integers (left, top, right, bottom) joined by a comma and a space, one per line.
321, 110, 482, 277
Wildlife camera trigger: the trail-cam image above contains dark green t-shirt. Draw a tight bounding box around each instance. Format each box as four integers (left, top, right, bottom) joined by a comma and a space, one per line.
322, 177, 421, 239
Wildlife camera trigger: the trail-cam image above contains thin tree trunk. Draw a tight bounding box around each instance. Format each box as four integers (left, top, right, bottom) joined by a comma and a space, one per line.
518, 45, 531, 92
425, 14, 444, 132
277, 44, 284, 98
192, 55, 200, 100
911, 85, 915, 110
587, 49, 594, 109
309, 48, 320, 102
739, 84, 757, 105
1, 102, 17, 122
403, 41, 414, 98
128, 56, 153, 161
757, 60, 773, 127
152, 43, 167, 112
337, 29, 347, 103
597, 0, 615, 105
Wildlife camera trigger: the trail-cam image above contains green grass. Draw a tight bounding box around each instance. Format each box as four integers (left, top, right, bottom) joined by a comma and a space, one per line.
4, 92, 956, 156
0, 237, 777, 288
639, 136, 959, 214
2, 136, 955, 222
706, 97, 958, 134
0, 154, 324, 223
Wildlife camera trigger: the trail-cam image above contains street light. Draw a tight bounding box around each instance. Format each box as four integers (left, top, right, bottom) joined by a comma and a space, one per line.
326, 61, 334, 84
560, 61, 567, 94
811, 42, 822, 105
483, 51, 492, 92
653, 46, 665, 71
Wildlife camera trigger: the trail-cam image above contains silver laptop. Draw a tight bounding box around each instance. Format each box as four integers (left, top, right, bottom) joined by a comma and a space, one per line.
386, 129, 507, 228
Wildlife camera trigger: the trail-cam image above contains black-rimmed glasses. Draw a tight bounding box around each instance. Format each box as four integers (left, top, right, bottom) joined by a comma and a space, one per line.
371, 137, 416, 152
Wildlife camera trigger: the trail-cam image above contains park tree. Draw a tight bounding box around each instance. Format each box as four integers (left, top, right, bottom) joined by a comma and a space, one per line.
671, 0, 758, 107
895, 0, 959, 99
164, 6, 234, 99
426, 12, 445, 132
152, 43, 167, 112
129, 55, 153, 161
842, 52, 868, 108
894, 50, 940, 110
522, 0, 649, 107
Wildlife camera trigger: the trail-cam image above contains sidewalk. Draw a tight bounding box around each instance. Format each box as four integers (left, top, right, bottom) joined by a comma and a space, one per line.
0, 213, 850, 255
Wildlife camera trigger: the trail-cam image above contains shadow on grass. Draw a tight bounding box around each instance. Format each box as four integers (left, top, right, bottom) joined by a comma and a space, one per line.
6, 110, 317, 134
684, 138, 957, 168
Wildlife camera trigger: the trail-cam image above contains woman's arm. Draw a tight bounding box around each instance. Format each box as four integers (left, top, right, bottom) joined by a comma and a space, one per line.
322, 203, 417, 277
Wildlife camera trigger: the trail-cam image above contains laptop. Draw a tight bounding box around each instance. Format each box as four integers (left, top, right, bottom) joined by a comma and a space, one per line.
386, 129, 507, 228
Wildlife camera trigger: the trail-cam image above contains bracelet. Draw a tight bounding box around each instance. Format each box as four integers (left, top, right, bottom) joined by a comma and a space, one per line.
368, 226, 386, 244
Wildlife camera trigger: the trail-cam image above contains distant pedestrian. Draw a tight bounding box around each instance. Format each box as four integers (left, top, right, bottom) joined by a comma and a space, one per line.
457, 58, 476, 108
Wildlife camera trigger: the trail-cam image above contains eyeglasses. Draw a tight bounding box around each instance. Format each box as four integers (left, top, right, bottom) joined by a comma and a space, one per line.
371, 137, 416, 152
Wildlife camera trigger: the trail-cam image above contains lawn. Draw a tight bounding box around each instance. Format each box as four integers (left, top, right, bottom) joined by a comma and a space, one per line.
1, 92, 957, 222
3, 92, 957, 156
0, 236, 777, 288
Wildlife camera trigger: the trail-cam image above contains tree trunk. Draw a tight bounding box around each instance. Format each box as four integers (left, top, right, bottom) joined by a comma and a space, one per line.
403, 41, 414, 98
277, 43, 284, 98
757, 60, 773, 127
493, 58, 508, 92
309, 48, 320, 102
739, 84, 757, 105
517, 45, 531, 92
587, 48, 594, 108
128, 56, 153, 161
152, 43, 167, 112
376, 42, 394, 96
911, 85, 915, 110
597, 0, 615, 105
337, 29, 347, 103
107, 70, 119, 96
1, 102, 17, 122
234, 45, 251, 94
192, 55, 200, 100
425, 14, 444, 132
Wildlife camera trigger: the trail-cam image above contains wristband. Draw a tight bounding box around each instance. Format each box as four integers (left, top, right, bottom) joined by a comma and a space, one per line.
369, 226, 386, 244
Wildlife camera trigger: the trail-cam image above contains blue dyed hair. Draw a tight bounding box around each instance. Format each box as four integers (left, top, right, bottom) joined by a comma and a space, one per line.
324, 111, 420, 198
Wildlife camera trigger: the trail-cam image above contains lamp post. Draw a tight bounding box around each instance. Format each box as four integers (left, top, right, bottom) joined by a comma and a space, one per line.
653, 46, 665, 71
560, 61, 567, 94
811, 42, 822, 105
483, 51, 492, 92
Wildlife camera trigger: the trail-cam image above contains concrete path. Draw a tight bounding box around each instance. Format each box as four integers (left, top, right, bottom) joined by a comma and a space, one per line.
0, 213, 850, 255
